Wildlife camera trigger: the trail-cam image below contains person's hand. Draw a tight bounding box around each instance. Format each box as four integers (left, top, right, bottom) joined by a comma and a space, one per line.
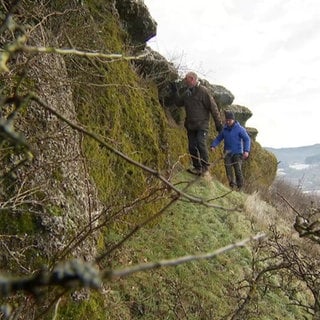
243, 151, 249, 160
168, 82, 178, 94
216, 123, 223, 133
210, 146, 215, 152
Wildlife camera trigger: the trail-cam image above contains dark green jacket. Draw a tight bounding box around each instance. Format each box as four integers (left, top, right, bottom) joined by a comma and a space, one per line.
174, 84, 222, 132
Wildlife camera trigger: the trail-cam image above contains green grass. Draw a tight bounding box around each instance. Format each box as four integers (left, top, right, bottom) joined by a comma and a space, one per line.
97, 173, 307, 319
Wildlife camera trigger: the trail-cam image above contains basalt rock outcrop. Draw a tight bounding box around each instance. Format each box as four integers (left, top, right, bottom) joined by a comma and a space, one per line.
200, 79, 235, 109
115, 0, 157, 48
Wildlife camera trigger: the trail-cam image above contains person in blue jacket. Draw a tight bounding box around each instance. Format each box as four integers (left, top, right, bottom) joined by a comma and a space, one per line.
210, 111, 251, 190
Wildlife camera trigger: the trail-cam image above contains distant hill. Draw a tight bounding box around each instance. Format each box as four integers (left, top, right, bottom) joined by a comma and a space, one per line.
266, 144, 320, 165
265, 144, 320, 192
306, 154, 320, 164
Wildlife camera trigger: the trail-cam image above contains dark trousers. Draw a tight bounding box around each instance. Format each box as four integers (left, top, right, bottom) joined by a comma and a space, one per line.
187, 129, 209, 170
224, 153, 244, 188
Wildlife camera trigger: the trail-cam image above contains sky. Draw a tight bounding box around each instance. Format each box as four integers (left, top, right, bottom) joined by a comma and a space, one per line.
143, 0, 320, 148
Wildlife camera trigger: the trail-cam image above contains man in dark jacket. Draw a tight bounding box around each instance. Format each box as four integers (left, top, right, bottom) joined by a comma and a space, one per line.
173, 72, 222, 175
210, 111, 250, 190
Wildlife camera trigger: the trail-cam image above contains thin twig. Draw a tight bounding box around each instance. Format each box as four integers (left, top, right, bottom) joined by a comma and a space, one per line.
276, 192, 303, 216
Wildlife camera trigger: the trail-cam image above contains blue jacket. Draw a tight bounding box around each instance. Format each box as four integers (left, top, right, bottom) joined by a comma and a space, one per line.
211, 121, 251, 155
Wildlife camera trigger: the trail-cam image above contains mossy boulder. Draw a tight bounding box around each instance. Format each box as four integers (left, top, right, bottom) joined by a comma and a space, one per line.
115, 0, 157, 47
222, 104, 253, 127
200, 79, 235, 109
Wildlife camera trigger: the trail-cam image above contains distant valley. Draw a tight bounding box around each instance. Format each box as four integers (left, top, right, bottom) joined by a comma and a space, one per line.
266, 144, 320, 193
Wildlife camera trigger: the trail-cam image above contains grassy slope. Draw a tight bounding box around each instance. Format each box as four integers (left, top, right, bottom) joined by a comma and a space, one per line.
83, 172, 305, 320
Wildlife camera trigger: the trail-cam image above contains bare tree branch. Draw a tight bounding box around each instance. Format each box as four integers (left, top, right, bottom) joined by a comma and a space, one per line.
0, 233, 266, 298
1, 40, 150, 72
103, 233, 267, 280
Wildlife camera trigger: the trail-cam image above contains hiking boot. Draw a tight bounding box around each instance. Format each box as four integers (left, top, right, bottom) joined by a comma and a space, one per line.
187, 167, 202, 176
237, 185, 243, 192
229, 182, 237, 190
201, 167, 210, 177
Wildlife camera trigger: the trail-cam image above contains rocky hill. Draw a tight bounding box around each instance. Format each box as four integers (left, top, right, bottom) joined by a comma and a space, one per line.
0, 0, 286, 318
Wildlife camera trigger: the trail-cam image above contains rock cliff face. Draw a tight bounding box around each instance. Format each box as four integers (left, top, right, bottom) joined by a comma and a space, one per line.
0, 0, 277, 317
26, 48, 102, 257
1, 10, 103, 267
0, 0, 175, 276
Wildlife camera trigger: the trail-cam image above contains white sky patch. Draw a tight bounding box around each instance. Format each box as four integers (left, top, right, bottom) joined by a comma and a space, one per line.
144, 0, 320, 148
